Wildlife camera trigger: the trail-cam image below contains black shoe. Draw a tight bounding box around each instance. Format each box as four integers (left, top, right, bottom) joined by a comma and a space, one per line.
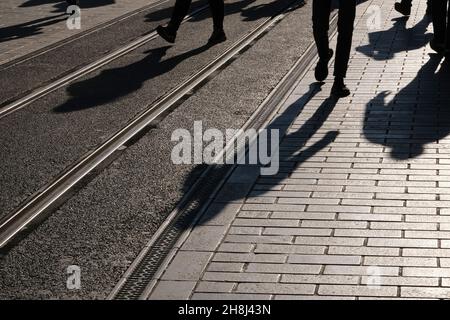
157, 25, 176, 44
66, 0, 79, 5
315, 49, 333, 82
331, 78, 351, 98
430, 39, 445, 55
208, 29, 226, 45
394, 2, 411, 16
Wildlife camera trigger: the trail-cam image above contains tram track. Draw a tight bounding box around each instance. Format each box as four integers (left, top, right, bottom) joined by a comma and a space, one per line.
0, 0, 306, 253
0, 1, 210, 120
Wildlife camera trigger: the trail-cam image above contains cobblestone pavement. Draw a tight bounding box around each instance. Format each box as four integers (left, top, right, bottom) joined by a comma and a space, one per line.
0, 0, 160, 65
145, 0, 450, 300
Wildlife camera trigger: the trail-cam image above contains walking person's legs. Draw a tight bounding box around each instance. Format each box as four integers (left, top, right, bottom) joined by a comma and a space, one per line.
157, 0, 192, 43
431, 0, 447, 53
331, 0, 356, 97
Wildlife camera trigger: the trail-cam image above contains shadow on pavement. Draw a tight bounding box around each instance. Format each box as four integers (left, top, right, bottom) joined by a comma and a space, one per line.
364, 55, 450, 160
177, 82, 339, 226
357, 16, 432, 60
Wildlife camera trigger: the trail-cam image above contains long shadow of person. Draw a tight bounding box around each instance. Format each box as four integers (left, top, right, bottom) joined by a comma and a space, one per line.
19, 0, 115, 12
363, 55, 450, 160
175, 82, 340, 226
0, 14, 67, 43
53, 43, 214, 112
356, 16, 432, 60
145, 0, 304, 26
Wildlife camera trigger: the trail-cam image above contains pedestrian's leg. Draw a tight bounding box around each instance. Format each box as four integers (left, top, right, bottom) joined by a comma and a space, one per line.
446, 0, 450, 53
208, 0, 225, 31
167, 0, 193, 32
334, 0, 356, 79
207, 0, 226, 44
312, 0, 333, 81
332, 0, 356, 97
157, 0, 193, 43
431, 0, 446, 52
312, 0, 332, 61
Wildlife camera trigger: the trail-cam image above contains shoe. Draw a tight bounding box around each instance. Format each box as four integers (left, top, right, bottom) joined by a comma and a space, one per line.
208, 29, 226, 45
66, 0, 79, 5
314, 49, 334, 82
394, 2, 411, 16
430, 39, 445, 55
331, 78, 351, 98
157, 25, 176, 44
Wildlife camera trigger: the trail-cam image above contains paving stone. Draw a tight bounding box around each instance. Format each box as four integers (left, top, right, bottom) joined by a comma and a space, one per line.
199, 203, 242, 226
150, 281, 197, 300
318, 285, 398, 297
281, 274, 359, 285
208, 263, 245, 273
196, 282, 236, 293
162, 252, 213, 281
295, 236, 365, 246
202, 272, 279, 283
212, 253, 287, 264
236, 283, 316, 295
254, 244, 326, 255
264, 227, 332, 236
246, 263, 321, 275
368, 238, 438, 248
328, 246, 400, 256
401, 287, 450, 299
324, 265, 399, 276
360, 276, 439, 287
191, 293, 272, 300
288, 254, 361, 265
364, 256, 437, 267
181, 226, 228, 251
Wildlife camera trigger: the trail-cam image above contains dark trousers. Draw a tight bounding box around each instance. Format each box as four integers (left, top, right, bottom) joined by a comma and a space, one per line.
313, 0, 356, 79
168, 0, 224, 32
399, 0, 432, 7
432, 0, 450, 49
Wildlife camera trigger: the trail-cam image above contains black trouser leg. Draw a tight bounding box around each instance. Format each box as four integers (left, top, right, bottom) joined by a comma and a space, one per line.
208, 0, 225, 31
432, 0, 447, 45
446, 0, 450, 50
312, 0, 332, 61
401, 0, 413, 6
334, 0, 356, 79
168, 0, 193, 32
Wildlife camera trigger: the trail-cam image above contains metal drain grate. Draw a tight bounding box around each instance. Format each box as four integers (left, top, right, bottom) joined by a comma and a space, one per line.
113, 164, 231, 300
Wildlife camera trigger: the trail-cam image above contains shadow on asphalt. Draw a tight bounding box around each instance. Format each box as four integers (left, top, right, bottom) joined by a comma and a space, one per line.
0, 14, 67, 43
53, 43, 216, 112
19, 0, 115, 11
